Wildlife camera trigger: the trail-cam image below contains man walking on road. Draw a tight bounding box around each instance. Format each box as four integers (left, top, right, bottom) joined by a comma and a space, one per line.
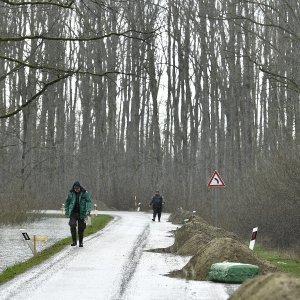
65, 181, 92, 247
149, 190, 164, 222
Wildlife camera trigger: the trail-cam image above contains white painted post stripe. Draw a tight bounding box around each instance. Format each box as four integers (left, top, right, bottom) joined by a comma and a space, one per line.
249, 240, 255, 250
249, 227, 258, 250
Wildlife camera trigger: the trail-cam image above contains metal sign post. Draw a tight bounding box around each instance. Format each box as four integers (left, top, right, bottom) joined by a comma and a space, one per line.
213, 188, 218, 226
207, 170, 225, 226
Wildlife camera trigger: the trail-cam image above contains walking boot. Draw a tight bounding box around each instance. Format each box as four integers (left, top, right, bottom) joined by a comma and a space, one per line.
79, 232, 83, 247
71, 227, 77, 246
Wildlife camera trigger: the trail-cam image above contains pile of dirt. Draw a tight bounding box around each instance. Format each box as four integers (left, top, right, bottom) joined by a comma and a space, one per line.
169, 237, 277, 281
166, 217, 240, 256
229, 272, 300, 300
168, 208, 199, 224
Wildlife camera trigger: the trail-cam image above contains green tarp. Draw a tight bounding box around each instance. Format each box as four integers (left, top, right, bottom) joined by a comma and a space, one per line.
208, 262, 259, 283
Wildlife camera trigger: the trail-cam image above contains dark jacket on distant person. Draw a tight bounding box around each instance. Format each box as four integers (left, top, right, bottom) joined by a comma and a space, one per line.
150, 194, 163, 210
65, 181, 92, 220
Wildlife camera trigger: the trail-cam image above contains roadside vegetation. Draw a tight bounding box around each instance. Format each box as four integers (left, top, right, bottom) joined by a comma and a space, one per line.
0, 215, 112, 284
254, 243, 300, 278
0, 192, 41, 225
221, 147, 300, 250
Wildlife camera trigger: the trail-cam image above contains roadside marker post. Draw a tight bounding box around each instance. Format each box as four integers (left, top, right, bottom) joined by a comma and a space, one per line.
20, 229, 48, 256
93, 204, 98, 216
249, 227, 258, 250
20, 229, 34, 254
87, 216, 92, 225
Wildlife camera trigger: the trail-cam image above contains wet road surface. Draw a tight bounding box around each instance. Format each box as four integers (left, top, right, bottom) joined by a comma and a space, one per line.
0, 211, 239, 300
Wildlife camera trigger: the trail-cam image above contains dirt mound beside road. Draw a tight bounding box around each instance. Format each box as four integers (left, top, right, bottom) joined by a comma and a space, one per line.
167, 217, 240, 256
229, 272, 300, 300
169, 237, 277, 281
168, 208, 201, 224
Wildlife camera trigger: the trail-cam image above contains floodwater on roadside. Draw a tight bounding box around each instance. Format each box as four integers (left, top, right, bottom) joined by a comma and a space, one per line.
0, 216, 70, 273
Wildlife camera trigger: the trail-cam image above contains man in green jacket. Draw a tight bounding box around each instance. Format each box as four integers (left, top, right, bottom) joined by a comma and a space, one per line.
65, 181, 92, 247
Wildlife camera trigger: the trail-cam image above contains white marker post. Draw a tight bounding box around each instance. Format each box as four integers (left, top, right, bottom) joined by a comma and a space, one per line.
249, 227, 258, 250
20, 229, 34, 254
93, 204, 98, 216
86, 215, 92, 226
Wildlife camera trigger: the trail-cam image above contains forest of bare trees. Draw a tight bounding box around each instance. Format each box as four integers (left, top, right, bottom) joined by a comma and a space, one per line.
0, 0, 299, 247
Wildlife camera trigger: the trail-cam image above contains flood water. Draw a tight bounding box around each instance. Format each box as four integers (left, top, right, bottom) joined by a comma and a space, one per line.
0, 216, 70, 273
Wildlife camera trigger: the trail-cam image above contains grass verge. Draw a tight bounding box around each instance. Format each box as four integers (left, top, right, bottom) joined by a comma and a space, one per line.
0, 214, 112, 284
254, 243, 300, 277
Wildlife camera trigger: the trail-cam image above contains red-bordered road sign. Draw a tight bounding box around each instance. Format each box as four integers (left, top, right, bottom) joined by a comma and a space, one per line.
207, 170, 225, 187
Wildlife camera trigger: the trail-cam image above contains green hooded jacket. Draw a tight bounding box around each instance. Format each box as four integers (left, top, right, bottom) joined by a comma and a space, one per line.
65, 183, 92, 220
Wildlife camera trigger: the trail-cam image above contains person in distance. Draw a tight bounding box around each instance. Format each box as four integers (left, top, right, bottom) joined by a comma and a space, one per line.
149, 190, 164, 222
65, 181, 92, 247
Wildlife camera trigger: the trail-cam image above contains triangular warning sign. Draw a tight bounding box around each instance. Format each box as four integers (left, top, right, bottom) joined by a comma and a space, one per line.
208, 170, 225, 187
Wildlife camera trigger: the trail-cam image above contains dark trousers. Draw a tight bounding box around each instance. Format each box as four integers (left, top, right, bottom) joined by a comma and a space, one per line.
69, 212, 86, 244
153, 207, 162, 221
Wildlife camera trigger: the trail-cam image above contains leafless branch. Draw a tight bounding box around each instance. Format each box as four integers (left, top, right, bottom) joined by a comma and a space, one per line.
0, 71, 75, 119
241, 52, 300, 93
0, 29, 157, 42
0, 54, 146, 79
0, 0, 75, 8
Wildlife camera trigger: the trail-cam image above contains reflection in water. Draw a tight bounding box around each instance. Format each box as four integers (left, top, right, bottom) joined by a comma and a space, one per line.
0, 217, 70, 273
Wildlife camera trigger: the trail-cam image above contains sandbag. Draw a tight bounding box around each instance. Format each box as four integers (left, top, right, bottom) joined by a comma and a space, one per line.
208, 262, 259, 283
